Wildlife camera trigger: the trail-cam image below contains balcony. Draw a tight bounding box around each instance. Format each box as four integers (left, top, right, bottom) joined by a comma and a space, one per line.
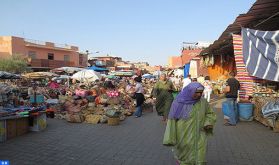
29, 59, 75, 68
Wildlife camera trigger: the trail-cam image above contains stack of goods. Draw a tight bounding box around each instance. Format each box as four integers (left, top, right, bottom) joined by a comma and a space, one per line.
0, 83, 13, 107
262, 100, 279, 118
142, 98, 154, 113
253, 83, 279, 97
64, 98, 88, 123
253, 97, 277, 120
56, 91, 135, 124
106, 108, 122, 126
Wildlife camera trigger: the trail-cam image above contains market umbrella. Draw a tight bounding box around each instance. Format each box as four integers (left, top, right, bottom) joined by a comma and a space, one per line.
52, 67, 84, 74
142, 74, 155, 79
0, 71, 21, 79
22, 72, 58, 79
106, 75, 117, 79
87, 66, 108, 72
71, 70, 101, 82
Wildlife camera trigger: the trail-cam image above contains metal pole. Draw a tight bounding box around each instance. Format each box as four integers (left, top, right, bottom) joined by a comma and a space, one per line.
254, 12, 279, 28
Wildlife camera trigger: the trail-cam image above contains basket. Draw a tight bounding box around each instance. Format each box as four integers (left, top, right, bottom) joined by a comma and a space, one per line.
108, 117, 120, 126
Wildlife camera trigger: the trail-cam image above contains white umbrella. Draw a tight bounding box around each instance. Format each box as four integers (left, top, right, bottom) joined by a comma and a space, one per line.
71, 70, 101, 82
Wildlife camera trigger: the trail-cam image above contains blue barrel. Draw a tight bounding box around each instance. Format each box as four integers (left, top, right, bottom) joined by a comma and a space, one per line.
222, 101, 230, 117
238, 103, 253, 120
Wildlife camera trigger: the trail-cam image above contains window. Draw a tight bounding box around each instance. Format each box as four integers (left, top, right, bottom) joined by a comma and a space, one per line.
48, 53, 54, 60
28, 51, 36, 59
64, 55, 70, 61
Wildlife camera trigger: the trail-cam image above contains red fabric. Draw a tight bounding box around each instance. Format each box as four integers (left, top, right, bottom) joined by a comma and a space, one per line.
48, 82, 60, 89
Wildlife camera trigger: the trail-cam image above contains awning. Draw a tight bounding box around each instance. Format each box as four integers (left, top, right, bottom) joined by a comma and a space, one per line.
87, 66, 108, 72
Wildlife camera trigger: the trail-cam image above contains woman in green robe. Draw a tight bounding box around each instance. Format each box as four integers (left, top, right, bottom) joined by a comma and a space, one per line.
163, 82, 216, 165
152, 73, 175, 121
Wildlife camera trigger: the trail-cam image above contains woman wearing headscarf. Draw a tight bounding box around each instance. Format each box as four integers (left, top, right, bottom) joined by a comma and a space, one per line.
163, 82, 216, 165
151, 73, 175, 121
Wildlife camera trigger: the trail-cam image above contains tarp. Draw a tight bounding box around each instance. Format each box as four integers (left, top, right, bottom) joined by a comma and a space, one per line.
189, 60, 198, 78
142, 74, 156, 79
52, 67, 84, 74
87, 66, 108, 72
0, 71, 21, 79
242, 28, 279, 81
184, 63, 190, 78
110, 71, 133, 76
22, 72, 58, 79
72, 70, 101, 82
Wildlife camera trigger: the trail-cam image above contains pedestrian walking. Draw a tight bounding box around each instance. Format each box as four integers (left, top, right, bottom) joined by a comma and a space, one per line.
203, 76, 212, 102
163, 82, 216, 165
223, 71, 240, 126
151, 73, 174, 122
133, 76, 145, 118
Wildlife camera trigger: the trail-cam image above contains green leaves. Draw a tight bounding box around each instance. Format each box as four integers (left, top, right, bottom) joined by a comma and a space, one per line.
0, 54, 29, 73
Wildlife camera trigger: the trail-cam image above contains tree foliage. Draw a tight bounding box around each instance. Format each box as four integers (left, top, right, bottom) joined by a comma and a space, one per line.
0, 55, 29, 73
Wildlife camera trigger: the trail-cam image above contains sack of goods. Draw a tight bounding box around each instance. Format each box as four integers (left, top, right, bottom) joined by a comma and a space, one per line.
85, 114, 102, 124
65, 112, 85, 123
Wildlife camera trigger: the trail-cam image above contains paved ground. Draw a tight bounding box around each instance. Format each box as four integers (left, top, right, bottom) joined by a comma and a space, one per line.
0, 111, 175, 165
1, 100, 279, 165
207, 100, 279, 165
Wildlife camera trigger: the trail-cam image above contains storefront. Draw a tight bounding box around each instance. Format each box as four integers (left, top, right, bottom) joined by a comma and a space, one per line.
199, 0, 279, 131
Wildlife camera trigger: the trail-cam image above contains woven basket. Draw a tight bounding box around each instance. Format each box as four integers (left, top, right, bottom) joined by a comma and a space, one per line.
108, 117, 120, 126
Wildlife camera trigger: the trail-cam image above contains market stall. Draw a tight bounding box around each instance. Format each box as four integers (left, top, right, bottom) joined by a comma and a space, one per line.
232, 28, 279, 131
0, 80, 47, 142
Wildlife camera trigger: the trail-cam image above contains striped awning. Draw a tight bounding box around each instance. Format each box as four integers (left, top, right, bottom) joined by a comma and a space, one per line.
242, 28, 279, 82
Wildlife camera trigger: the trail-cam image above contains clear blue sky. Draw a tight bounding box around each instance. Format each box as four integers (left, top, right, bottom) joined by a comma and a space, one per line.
0, 0, 255, 65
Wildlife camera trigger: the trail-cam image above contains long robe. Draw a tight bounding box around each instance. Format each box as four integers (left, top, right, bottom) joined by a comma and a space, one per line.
152, 80, 174, 117
163, 98, 216, 165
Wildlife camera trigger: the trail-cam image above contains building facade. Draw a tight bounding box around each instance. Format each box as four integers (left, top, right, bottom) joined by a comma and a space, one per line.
0, 36, 87, 70
168, 56, 182, 68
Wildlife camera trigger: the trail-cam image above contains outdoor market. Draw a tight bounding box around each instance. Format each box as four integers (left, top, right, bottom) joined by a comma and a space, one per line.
0, 67, 162, 142
1, 0, 279, 164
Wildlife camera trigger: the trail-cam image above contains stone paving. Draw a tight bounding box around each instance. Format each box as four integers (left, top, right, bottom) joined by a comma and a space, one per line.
1, 100, 279, 165
0, 111, 174, 165
207, 100, 279, 165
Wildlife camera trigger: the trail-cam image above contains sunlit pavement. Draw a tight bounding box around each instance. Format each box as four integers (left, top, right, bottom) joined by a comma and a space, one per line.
1, 99, 279, 165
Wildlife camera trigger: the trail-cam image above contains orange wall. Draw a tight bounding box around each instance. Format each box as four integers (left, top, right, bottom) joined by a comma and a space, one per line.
207, 55, 235, 81
0, 36, 13, 58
